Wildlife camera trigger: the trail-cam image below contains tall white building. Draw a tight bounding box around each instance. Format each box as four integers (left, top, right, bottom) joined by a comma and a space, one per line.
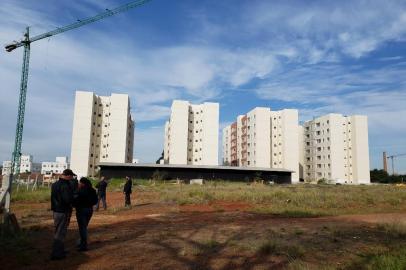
164, 100, 219, 165
223, 108, 300, 182
301, 114, 370, 184
2, 155, 41, 175
41, 157, 69, 175
70, 91, 134, 177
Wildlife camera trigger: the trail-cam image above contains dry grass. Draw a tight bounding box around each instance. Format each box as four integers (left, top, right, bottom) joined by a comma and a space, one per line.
150, 181, 406, 216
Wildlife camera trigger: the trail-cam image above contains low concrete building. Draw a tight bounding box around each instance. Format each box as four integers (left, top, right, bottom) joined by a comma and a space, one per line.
2, 155, 41, 175
99, 162, 293, 183
41, 157, 69, 175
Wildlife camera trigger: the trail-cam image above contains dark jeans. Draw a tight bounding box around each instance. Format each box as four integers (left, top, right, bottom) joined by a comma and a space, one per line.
125, 193, 131, 206
51, 211, 72, 258
76, 207, 93, 249
96, 194, 106, 210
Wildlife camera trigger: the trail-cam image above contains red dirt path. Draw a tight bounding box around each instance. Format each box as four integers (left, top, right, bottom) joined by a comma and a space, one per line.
3, 192, 406, 270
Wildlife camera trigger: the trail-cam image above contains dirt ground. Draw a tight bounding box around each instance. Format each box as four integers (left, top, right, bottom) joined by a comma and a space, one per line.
2, 191, 406, 270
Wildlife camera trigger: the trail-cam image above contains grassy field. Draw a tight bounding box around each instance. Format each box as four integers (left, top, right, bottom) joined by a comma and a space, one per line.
9, 180, 406, 216
2, 181, 406, 269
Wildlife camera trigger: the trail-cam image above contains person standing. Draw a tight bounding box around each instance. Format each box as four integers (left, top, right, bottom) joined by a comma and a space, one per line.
95, 177, 108, 211
50, 169, 76, 260
74, 178, 98, 251
123, 176, 133, 207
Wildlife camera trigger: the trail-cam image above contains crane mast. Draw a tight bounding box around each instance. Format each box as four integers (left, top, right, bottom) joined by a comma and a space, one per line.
387, 153, 406, 175
1, 0, 151, 217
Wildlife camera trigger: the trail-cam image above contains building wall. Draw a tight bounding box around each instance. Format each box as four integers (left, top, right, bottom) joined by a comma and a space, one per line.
164, 121, 170, 164
70, 91, 134, 177
222, 126, 231, 165
70, 91, 94, 177
276, 109, 299, 182
248, 108, 271, 168
202, 102, 219, 165
164, 100, 219, 166
298, 125, 304, 180
350, 115, 370, 184
302, 113, 370, 184
236, 115, 246, 166
166, 100, 189, 164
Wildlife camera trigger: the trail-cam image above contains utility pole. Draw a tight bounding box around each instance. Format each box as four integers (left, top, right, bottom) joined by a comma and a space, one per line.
383, 151, 388, 173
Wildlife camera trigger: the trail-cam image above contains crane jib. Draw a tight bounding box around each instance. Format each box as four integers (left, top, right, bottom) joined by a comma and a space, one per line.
4, 0, 150, 52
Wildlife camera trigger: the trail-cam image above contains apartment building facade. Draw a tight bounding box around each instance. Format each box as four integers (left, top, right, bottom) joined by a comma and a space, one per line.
2, 155, 41, 175
70, 91, 134, 177
164, 100, 219, 166
41, 157, 69, 175
301, 114, 370, 184
222, 107, 300, 182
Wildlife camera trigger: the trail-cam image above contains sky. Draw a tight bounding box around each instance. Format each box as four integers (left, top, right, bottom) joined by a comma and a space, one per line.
1, 0, 406, 173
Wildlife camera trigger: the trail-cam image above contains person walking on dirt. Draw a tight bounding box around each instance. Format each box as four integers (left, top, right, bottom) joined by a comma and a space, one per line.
74, 177, 98, 251
50, 169, 76, 260
95, 177, 108, 211
123, 176, 133, 207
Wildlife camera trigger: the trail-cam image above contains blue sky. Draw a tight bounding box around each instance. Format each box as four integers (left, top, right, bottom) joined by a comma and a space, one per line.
1, 0, 406, 173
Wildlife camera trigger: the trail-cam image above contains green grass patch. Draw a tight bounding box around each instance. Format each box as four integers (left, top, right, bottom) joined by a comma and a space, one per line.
11, 187, 50, 203
348, 246, 406, 270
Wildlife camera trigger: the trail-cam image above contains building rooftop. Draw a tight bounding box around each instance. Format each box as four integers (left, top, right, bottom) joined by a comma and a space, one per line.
98, 162, 294, 173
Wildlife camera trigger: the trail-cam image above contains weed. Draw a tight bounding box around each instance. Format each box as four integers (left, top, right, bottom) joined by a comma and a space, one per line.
348, 246, 406, 270
11, 187, 50, 203
154, 183, 406, 216
257, 240, 278, 255
377, 222, 406, 239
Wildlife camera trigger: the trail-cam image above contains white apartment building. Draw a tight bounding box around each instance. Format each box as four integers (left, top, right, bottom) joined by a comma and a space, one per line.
223, 108, 300, 182
70, 91, 134, 177
41, 157, 69, 175
2, 155, 41, 175
301, 114, 370, 184
164, 100, 219, 165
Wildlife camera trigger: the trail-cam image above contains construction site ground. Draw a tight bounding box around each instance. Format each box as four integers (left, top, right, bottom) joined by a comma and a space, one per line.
2, 190, 406, 270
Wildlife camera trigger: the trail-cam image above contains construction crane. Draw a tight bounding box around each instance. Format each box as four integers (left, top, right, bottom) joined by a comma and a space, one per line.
1, 0, 151, 217
387, 153, 406, 175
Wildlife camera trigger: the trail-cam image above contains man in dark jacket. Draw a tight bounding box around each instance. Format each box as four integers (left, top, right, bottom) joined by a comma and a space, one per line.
95, 177, 108, 211
50, 169, 76, 260
123, 176, 132, 207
